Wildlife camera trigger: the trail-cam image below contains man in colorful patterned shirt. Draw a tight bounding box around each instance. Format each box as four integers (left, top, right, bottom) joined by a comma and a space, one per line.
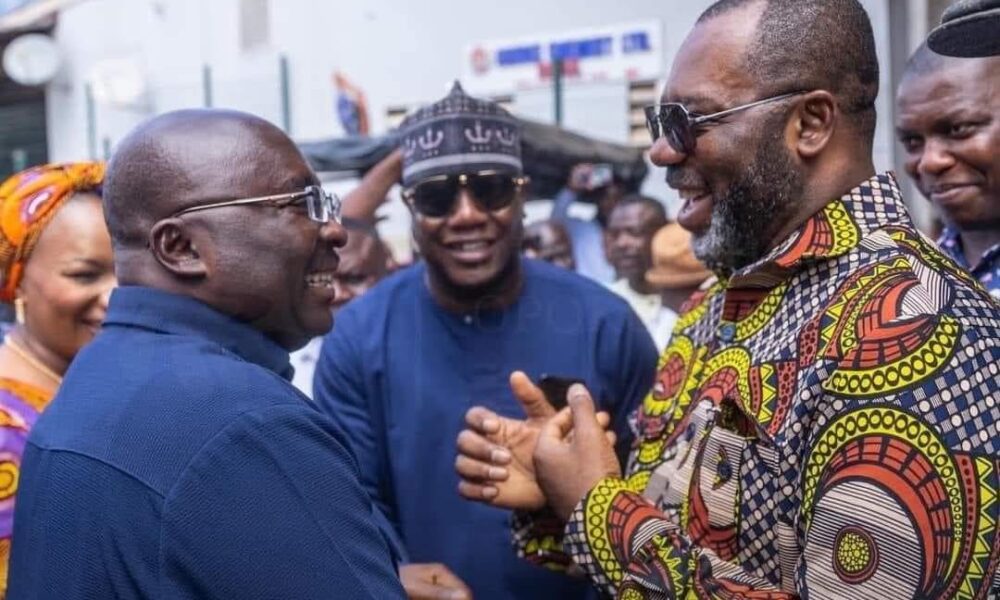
455, 1, 1000, 598
895, 44, 1000, 299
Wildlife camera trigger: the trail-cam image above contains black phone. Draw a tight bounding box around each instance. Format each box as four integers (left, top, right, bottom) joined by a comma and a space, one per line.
538, 375, 584, 410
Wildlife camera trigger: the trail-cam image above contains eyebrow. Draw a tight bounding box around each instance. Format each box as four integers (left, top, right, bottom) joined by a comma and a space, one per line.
663, 94, 727, 114
63, 258, 111, 268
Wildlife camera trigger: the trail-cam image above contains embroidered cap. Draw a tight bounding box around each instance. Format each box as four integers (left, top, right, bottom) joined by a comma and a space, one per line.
928, 0, 1000, 57
399, 81, 522, 187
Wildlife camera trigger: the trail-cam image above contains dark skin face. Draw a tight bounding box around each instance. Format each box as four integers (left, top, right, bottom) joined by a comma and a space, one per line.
591, 184, 625, 226
116, 111, 347, 351
896, 57, 1000, 267
604, 203, 665, 292
7, 194, 116, 386
650, 4, 869, 273
523, 221, 574, 270
330, 229, 390, 316
410, 183, 523, 313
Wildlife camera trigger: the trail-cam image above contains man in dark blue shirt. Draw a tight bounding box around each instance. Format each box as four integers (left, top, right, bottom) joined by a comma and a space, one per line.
314, 83, 658, 600
8, 109, 406, 599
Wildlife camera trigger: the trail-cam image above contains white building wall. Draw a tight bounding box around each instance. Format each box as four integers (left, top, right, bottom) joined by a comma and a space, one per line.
40, 0, 900, 252
46, 0, 895, 160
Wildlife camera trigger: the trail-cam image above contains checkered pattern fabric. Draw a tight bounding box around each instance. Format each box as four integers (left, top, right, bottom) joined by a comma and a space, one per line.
512, 173, 1000, 599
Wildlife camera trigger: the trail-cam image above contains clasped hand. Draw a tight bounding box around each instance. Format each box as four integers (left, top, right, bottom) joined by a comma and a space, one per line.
455, 371, 622, 520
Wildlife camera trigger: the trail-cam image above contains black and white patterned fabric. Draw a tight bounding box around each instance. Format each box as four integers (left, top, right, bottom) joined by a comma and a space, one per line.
399, 81, 522, 187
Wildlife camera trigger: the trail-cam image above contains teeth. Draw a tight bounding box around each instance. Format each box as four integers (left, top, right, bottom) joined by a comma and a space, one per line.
678, 190, 706, 201
305, 272, 335, 287
453, 241, 490, 251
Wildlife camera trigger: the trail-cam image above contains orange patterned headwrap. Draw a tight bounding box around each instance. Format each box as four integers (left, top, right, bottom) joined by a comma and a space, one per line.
0, 162, 106, 302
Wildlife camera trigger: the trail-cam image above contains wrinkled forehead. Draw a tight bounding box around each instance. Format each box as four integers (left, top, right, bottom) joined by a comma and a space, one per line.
663, 10, 761, 108
897, 58, 1000, 109
609, 202, 658, 228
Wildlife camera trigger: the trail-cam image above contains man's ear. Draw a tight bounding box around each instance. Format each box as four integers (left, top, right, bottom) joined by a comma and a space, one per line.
792, 90, 837, 159
148, 218, 208, 278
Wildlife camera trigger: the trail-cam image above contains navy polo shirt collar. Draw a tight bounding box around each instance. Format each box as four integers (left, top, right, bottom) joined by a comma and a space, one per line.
104, 286, 293, 379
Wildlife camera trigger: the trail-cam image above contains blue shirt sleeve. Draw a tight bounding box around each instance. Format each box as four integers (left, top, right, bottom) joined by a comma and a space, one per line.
312, 312, 408, 560
158, 404, 406, 600
598, 306, 658, 464
550, 187, 578, 222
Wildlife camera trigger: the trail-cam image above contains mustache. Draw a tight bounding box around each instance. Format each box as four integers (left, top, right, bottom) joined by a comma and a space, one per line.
665, 167, 707, 190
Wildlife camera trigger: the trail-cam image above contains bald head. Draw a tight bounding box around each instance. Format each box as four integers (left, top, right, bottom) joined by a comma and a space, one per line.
698, 0, 879, 141
104, 109, 311, 252
102, 108, 345, 350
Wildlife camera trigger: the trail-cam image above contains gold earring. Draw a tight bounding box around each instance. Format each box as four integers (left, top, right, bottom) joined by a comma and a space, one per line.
13, 297, 25, 325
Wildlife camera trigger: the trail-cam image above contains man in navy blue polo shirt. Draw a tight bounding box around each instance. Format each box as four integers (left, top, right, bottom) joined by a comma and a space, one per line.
7, 109, 406, 599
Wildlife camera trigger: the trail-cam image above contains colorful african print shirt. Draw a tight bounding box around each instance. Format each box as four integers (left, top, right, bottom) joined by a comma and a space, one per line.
937, 227, 1000, 300
515, 173, 1000, 599
0, 377, 52, 598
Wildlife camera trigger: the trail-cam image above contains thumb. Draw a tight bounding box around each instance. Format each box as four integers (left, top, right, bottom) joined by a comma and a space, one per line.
509, 371, 556, 419
567, 384, 602, 439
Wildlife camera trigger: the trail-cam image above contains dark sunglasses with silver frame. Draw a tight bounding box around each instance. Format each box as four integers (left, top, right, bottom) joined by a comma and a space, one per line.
402, 170, 528, 219
171, 185, 342, 224
644, 91, 806, 154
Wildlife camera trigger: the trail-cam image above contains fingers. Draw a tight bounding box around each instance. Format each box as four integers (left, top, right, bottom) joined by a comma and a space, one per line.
455, 455, 507, 482
404, 575, 472, 600
509, 371, 556, 419
596, 411, 611, 429
567, 384, 602, 438
424, 564, 472, 597
456, 430, 511, 465
540, 406, 574, 442
465, 407, 501, 435
457, 479, 498, 503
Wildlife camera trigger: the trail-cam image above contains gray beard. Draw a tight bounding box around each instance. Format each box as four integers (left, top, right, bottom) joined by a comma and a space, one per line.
692, 131, 803, 276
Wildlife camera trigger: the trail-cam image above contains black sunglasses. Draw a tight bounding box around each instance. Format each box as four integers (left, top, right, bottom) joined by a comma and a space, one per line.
644, 91, 805, 154
402, 171, 527, 218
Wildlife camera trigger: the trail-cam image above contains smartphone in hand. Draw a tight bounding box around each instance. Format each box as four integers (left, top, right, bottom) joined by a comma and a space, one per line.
538, 375, 584, 410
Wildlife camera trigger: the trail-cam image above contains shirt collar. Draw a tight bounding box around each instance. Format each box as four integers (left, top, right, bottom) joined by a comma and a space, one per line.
936, 226, 1000, 273
104, 286, 293, 380
726, 172, 906, 289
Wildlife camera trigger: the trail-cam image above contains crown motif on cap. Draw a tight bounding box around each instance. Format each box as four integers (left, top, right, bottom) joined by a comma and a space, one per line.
399, 81, 523, 187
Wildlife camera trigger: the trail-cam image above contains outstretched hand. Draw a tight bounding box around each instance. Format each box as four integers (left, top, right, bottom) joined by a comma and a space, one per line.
534, 384, 622, 520
455, 372, 614, 511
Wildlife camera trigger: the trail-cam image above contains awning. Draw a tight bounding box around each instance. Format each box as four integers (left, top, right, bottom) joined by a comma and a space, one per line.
299, 119, 648, 199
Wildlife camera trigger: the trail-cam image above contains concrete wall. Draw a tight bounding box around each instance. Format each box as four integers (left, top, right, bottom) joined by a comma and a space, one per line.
47, 0, 895, 161
39, 0, 911, 254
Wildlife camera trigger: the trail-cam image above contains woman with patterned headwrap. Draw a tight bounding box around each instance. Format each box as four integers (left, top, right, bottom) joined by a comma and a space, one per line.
0, 162, 113, 595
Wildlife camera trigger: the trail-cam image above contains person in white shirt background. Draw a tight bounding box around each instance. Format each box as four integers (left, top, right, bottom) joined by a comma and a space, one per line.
603, 194, 672, 348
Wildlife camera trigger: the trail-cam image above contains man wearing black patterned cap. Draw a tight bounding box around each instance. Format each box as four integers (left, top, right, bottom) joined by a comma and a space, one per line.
927, 0, 1000, 58
314, 82, 657, 600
